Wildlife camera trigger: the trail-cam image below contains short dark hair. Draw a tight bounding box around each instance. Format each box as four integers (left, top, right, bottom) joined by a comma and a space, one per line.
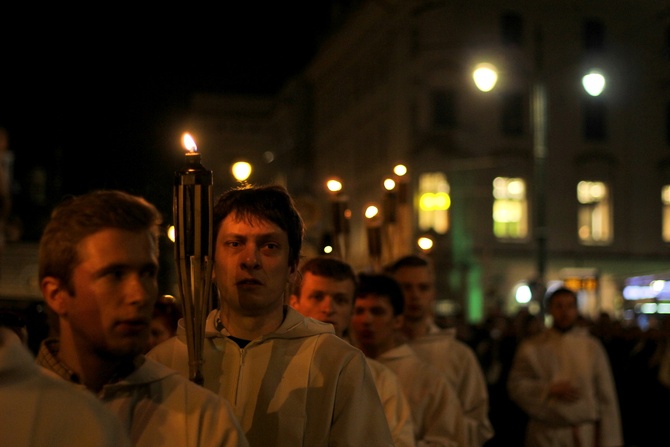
545, 286, 578, 307
293, 256, 357, 296
38, 190, 162, 294
213, 184, 304, 268
356, 273, 405, 316
384, 254, 432, 274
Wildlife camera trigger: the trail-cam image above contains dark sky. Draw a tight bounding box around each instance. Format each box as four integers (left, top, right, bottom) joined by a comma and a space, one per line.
0, 4, 335, 210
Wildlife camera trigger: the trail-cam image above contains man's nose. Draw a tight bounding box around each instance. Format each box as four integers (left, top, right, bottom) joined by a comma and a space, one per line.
127, 275, 156, 307
321, 296, 335, 313
241, 248, 261, 270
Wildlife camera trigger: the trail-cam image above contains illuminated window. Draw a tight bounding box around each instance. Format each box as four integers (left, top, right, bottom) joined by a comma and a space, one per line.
577, 181, 612, 244
492, 177, 527, 239
662, 185, 670, 242
418, 172, 450, 234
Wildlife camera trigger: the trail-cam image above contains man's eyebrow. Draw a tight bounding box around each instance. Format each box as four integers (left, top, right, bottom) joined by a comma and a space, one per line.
256, 231, 287, 242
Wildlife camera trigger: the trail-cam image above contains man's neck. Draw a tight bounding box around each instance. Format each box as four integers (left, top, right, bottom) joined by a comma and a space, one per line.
58, 329, 137, 393
401, 316, 432, 339
219, 304, 285, 341
360, 338, 400, 360
552, 324, 574, 334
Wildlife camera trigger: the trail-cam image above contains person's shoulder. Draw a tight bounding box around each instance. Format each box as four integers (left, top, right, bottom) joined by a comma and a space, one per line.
516, 330, 551, 350
395, 344, 451, 383
29, 366, 133, 446
315, 331, 362, 353
146, 335, 186, 361
140, 357, 228, 404
307, 333, 370, 369
366, 356, 396, 378
282, 306, 336, 335
409, 329, 457, 351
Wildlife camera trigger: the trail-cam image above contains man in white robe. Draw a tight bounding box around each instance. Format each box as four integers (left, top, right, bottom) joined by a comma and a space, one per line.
289, 256, 415, 447
386, 255, 494, 446
351, 272, 468, 447
507, 286, 623, 447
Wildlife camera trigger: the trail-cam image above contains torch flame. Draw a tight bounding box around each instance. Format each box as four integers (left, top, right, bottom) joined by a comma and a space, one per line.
182, 133, 198, 153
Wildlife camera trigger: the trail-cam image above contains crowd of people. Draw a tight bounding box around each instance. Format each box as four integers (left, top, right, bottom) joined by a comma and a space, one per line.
465, 302, 670, 446
2, 182, 664, 446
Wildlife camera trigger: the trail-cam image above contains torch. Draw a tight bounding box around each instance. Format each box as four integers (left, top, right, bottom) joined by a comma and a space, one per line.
326, 178, 350, 261
365, 204, 383, 273
393, 164, 411, 257
382, 177, 398, 264
173, 132, 213, 385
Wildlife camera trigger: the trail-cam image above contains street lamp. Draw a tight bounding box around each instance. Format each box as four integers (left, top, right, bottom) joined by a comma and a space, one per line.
417, 235, 434, 253
392, 163, 412, 257
231, 161, 252, 183
382, 177, 398, 263
364, 203, 383, 272
326, 177, 350, 261
473, 58, 605, 296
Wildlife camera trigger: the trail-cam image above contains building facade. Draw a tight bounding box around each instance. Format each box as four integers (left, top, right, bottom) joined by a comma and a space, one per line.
190, 0, 670, 324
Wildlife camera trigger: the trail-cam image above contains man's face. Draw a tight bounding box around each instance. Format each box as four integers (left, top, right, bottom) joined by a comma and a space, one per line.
391, 265, 435, 322
549, 291, 579, 332
61, 228, 159, 356
351, 294, 402, 357
214, 212, 293, 316
289, 271, 355, 338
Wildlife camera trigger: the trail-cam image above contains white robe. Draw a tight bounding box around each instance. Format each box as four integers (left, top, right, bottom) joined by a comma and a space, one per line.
149, 307, 393, 447
37, 336, 249, 447
366, 356, 417, 447
407, 325, 495, 446
377, 343, 468, 447
0, 328, 132, 447
507, 326, 623, 447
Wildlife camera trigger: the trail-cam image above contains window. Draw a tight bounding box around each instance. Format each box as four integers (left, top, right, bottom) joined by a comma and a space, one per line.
492, 177, 528, 239
583, 18, 605, 52
662, 186, 670, 242
418, 172, 450, 234
501, 92, 524, 136
501, 11, 523, 46
432, 89, 457, 130
577, 181, 612, 244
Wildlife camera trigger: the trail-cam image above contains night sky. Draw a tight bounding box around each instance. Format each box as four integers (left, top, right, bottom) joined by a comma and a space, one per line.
0, 4, 334, 218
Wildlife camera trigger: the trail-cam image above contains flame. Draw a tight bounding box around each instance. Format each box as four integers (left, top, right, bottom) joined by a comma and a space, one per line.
182, 133, 198, 153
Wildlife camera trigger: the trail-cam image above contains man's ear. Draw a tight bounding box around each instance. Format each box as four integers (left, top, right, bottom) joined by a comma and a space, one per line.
41, 277, 69, 316
392, 314, 405, 331
288, 294, 299, 308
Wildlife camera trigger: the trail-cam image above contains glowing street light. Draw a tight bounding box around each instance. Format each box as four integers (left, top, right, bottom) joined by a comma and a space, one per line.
417, 235, 434, 252
231, 161, 252, 183
582, 70, 606, 97
472, 63, 498, 92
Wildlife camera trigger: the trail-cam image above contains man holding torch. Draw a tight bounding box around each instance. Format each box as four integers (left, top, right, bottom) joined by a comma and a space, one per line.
148, 184, 393, 446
